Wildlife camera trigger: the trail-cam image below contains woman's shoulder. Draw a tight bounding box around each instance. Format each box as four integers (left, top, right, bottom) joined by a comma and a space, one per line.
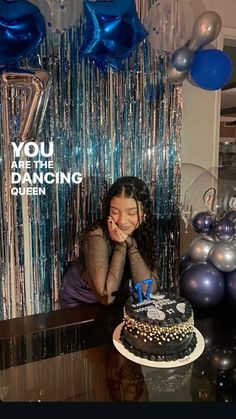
83, 224, 106, 240
87, 225, 104, 237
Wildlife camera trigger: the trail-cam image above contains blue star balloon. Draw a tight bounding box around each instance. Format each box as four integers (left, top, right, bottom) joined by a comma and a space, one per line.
79, 0, 148, 71
0, 0, 46, 67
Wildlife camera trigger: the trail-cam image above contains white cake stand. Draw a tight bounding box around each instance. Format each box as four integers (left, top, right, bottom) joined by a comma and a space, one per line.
112, 322, 205, 369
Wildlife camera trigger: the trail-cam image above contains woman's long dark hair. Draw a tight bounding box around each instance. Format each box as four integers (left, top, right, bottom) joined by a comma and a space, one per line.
81, 176, 158, 272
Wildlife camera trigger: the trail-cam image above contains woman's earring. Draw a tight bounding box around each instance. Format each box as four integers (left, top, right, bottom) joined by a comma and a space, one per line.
143, 214, 146, 222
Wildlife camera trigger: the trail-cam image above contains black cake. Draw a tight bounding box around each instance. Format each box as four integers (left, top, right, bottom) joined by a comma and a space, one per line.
121, 292, 197, 361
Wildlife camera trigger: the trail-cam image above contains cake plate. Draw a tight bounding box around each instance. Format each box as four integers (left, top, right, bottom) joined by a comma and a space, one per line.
112, 322, 205, 369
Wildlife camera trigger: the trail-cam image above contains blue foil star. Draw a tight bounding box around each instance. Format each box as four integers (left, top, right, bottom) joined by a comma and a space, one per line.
79, 0, 148, 71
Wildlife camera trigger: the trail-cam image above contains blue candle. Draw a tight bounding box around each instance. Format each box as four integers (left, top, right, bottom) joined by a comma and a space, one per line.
142, 278, 153, 300
134, 282, 143, 303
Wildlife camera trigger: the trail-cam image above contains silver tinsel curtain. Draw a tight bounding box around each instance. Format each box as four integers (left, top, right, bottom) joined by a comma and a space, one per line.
0, 0, 185, 319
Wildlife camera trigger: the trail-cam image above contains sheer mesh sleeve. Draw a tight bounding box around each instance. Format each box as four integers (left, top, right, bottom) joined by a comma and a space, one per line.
83, 229, 127, 305
125, 236, 159, 293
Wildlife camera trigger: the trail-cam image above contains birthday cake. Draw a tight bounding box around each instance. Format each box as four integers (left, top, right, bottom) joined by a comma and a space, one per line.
121, 292, 197, 361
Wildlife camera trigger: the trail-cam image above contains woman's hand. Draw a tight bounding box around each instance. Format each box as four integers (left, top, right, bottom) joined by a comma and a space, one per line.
107, 216, 128, 243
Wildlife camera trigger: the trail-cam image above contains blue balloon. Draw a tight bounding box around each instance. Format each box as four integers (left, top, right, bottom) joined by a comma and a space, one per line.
79, 0, 148, 71
180, 262, 225, 308
0, 0, 46, 67
225, 269, 236, 305
190, 49, 233, 91
192, 211, 214, 234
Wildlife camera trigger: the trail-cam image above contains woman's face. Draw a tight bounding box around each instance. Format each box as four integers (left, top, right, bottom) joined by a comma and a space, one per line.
109, 195, 143, 235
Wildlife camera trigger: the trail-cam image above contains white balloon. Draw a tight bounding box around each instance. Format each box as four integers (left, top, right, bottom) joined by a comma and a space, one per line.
31, 0, 83, 32
146, 0, 194, 53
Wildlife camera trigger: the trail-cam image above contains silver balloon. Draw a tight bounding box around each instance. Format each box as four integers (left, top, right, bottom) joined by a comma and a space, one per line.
167, 65, 188, 84
188, 11, 222, 51
1, 70, 51, 142
209, 242, 236, 272
203, 234, 215, 243
171, 46, 194, 72
188, 236, 214, 262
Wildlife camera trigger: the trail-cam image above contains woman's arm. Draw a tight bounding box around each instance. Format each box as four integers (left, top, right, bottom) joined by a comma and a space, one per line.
83, 231, 127, 305
126, 236, 159, 293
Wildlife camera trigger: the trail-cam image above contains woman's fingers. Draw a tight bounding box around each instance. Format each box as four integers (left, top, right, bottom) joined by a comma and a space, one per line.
107, 217, 128, 242
107, 216, 118, 230
116, 229, 128, 242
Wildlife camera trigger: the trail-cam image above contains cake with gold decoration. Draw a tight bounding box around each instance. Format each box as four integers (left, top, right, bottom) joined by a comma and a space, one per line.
121, 292, 197, 361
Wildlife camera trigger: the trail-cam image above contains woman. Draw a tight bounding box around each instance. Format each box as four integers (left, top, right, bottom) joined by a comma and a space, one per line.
59, 176, 159, 308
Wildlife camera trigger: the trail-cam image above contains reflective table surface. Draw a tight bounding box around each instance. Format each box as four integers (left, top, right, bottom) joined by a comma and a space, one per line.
0, 301, 236, 402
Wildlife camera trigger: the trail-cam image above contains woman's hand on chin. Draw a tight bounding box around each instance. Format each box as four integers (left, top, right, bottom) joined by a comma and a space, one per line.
107, 216, 128, 243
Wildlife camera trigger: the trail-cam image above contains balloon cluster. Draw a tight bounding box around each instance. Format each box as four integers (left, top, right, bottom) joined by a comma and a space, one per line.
180, 209, 236, 309
182, 166, 236, 232
168, 11, 233, 90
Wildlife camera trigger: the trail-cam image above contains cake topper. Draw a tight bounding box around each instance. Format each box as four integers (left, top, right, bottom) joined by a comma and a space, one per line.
134, 279, 154, 303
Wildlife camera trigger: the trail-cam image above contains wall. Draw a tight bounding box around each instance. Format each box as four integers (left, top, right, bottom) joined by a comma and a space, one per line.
180, 0, 236, 254
182, 0, 236, 173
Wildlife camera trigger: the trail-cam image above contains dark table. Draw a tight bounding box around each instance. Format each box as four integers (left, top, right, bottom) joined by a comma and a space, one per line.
0, 301, 235, 402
